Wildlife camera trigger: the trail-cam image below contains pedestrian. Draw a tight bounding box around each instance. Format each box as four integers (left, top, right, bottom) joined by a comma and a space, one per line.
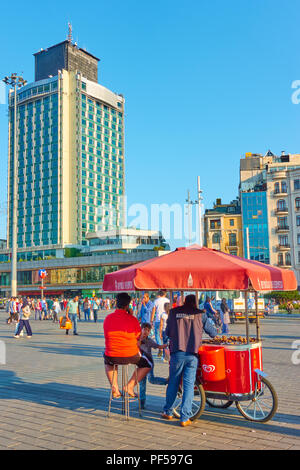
52, 298, 61, 323
162, 294, 217, 427
220, 298, 230, 335
138, 293, 154, 325
14, 299, 24, 337
151, 290, 170, 357
40, 298, 47, 320
83, 297, 91, 321
78, 297, 82, 321
159, 302, 170, 362
14, 298, 33, 338
92, 297, 100, 323
47, 298, 54, 320
203, 296, 218, 322
8, 297, 17, 323
139, 322, 168, 408
103, 293, 151, 398
66, 296, 80, 335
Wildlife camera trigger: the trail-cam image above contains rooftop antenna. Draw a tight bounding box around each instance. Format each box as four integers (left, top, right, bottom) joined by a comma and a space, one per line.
67, 22, 72, 43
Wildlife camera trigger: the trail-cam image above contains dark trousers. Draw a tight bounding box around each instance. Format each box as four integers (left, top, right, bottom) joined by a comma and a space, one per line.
16, 319, 32, 336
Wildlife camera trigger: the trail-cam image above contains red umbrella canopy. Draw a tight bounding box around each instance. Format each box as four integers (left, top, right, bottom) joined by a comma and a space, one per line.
102, 246, 297, 292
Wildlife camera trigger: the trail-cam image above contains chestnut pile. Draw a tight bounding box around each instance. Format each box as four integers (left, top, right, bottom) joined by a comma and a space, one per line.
203, 335, 258, 345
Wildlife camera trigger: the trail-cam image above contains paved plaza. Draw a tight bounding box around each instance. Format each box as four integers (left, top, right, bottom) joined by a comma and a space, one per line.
0, 311, 299, 450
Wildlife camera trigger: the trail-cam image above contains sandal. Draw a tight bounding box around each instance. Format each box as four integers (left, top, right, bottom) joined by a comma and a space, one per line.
123, 388, 137, 398
111, 386, 122, 398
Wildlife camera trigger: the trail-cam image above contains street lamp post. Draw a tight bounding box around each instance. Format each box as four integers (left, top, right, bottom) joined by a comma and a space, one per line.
196, 176, 203, 247
2, 74, 27, 297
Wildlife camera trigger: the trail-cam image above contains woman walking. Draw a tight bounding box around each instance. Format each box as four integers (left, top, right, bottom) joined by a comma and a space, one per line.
52, 298, 61, 323
14, 298, 33, 338
220, 298, 230, 335
83, 297, 91, 321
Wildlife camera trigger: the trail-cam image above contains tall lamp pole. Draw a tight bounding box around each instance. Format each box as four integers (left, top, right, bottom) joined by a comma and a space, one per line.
196, 176, 203, 247
2, 74, 27, 297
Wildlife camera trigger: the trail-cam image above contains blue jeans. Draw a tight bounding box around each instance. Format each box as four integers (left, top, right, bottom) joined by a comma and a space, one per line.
163, 351, 198, 423
70, 313, 78, 334
140, 376, 147, 404
222, 323, 229, 334
154, 322, 162, 346
84, 309, 90, 321
16, 319, 32, 337
140, 364, 154, 403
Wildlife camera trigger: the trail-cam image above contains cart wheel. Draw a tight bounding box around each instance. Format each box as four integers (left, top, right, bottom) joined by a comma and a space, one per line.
235, 377, 278, 423
206, 398, 233, 409
172, 382, 206, 421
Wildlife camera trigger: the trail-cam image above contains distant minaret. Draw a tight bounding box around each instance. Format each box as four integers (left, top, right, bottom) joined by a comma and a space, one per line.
67, 22, 72, 42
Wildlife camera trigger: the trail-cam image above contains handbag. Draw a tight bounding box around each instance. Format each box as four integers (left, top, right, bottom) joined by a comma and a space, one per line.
223, 312, 230, 324
60, 316, 72, 329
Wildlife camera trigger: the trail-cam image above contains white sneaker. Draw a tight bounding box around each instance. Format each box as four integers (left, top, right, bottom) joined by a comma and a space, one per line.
27, 336, 32, 338
14, 335, 20, 338
20, 331, 24, 337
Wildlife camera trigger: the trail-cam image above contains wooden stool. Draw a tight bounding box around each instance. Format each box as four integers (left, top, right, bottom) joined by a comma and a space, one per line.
107, 363, 142, 420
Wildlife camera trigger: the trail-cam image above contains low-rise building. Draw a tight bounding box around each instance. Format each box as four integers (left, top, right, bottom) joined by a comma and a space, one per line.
240, 150, 300, 286
204, 198, 243, 257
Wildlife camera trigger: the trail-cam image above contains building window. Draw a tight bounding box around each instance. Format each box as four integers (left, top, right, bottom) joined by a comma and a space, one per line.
210, 219, 221, 229
229, 233, 237, 246
278, 253, 284, 266
297, 215, 300, 226
229, 219, 234, 226
278, 217, 288, 229
295, 197, 300, 210
212, 232, 220, 243
294, 179, 300, 190
297, 234, 300, 245
281, 181, 287, 193
285, 252, 291, 265
279, 235, 289, 246
277, 200, 287, 211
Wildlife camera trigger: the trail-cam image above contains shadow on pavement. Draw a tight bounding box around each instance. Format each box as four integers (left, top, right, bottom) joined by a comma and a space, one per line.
0, 370, 299, 439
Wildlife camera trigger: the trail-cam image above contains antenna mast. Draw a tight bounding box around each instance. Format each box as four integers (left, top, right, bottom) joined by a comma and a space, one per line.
67, 22, 73, 42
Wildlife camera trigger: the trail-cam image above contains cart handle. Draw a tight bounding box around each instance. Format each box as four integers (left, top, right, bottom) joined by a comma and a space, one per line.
254, 368, 268, 379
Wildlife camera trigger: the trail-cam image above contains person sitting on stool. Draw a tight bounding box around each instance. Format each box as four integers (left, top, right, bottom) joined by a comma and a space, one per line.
103, 292, 151, 398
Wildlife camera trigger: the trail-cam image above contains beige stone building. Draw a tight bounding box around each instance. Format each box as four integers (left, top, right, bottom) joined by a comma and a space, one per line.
204, 199, 243, 257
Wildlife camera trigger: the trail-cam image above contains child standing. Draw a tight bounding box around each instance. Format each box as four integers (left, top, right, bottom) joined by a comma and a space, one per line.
138, 322, 168, 409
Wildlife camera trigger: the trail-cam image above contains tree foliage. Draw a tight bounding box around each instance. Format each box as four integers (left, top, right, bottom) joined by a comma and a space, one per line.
264, 290, 300, 302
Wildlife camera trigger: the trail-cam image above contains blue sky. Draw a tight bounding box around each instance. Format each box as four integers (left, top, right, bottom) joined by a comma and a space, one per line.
1, 0, 300, 249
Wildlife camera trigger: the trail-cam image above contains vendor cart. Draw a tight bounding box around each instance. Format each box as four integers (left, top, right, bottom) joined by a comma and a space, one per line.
172, 334, 278, 423
103, 245, 296, 423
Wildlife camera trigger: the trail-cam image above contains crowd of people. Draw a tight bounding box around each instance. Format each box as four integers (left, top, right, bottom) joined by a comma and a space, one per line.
4, 290, 230, 427
5, 295, 118, 338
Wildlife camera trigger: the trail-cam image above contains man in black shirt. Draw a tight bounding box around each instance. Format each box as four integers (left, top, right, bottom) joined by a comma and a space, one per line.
162, 294, 217, 427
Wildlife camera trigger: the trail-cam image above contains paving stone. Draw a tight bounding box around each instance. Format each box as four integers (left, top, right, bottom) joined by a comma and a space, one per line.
0, 314, 299, 450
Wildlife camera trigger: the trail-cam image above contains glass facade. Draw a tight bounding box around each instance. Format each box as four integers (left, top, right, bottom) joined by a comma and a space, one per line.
80, 91, 124, 238
32, 265, 118, 285
241, 191, 270, 263
8, 78, 59, 249
0, 265, 118, 288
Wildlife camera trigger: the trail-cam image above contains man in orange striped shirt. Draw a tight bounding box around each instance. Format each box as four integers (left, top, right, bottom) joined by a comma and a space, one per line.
103, 293, 151, 398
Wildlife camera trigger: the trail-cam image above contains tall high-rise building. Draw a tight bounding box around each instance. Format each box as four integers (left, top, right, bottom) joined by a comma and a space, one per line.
7, 39, 125, 261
